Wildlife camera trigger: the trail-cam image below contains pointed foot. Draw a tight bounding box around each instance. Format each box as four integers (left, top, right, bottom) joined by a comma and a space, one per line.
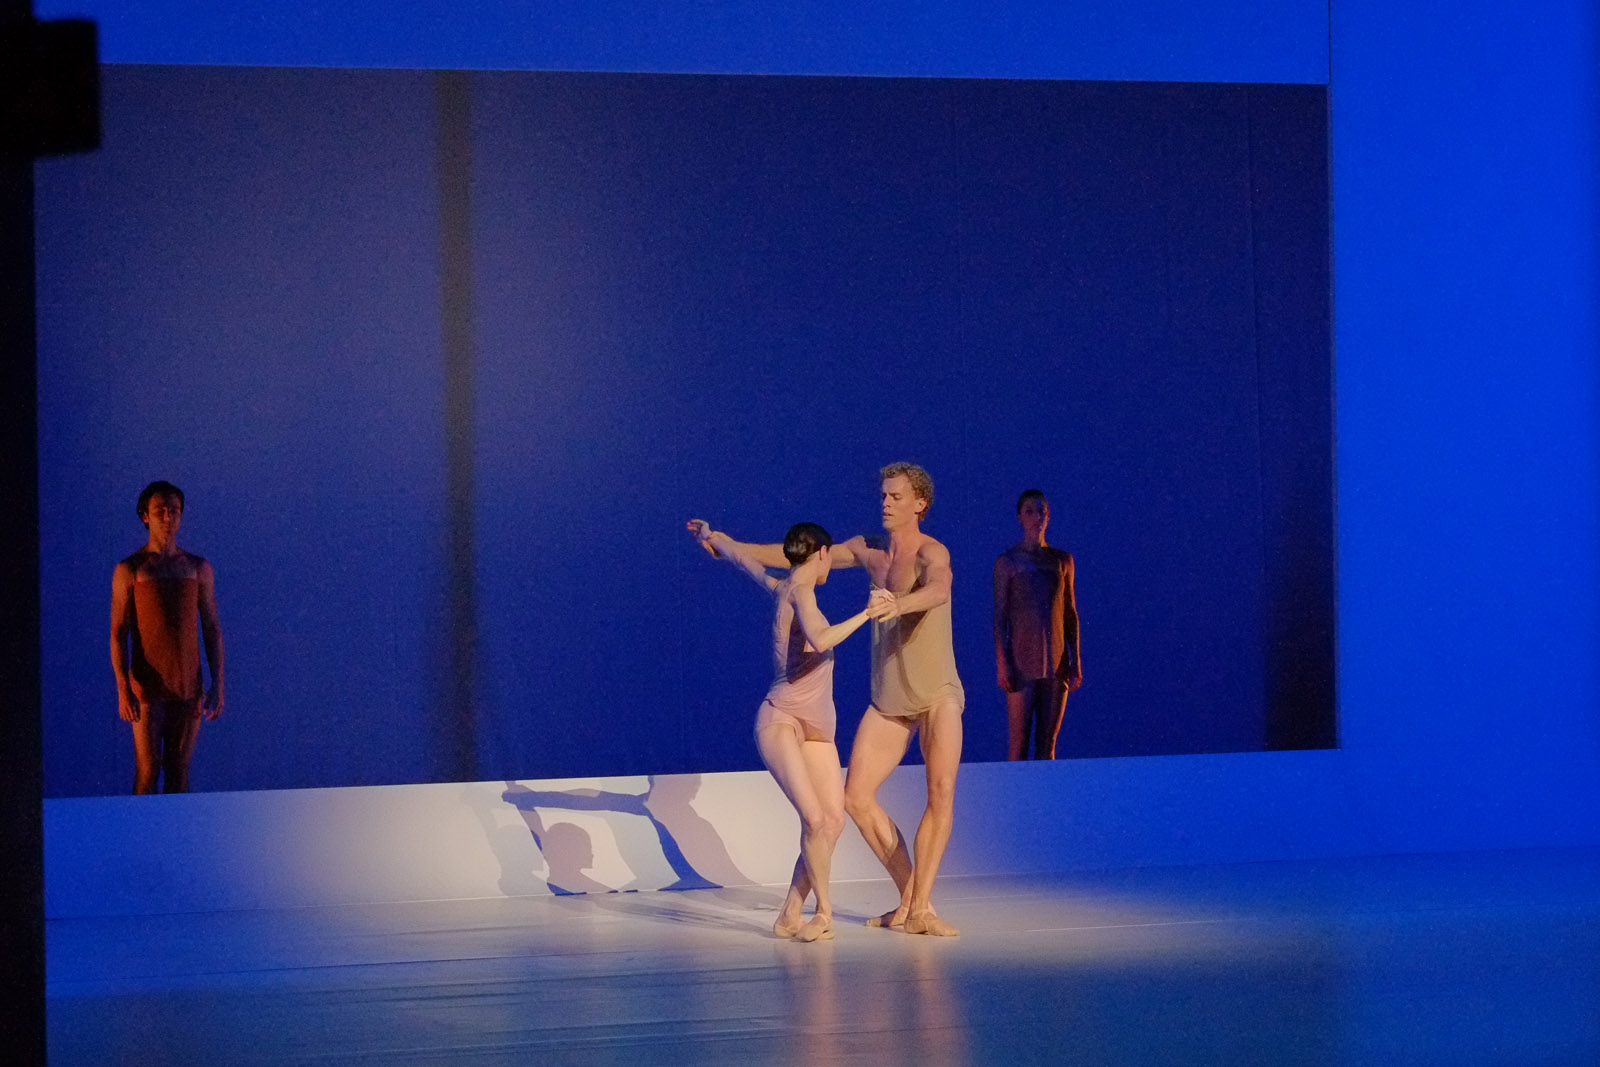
773, 915, 804, 939
904, 912, 959, 937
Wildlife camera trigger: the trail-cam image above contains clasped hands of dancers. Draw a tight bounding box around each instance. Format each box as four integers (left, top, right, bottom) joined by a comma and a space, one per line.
687, 461, 965, 941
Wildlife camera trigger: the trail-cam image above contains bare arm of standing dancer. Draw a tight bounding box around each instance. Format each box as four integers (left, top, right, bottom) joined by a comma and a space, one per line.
109, 561, 141, 723
198, 558, 226, 720
1058, 552, 1083, 691
993, 553, 1016, 692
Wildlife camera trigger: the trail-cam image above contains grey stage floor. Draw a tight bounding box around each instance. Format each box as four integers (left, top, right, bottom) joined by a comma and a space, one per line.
48, 849, 1600, 1066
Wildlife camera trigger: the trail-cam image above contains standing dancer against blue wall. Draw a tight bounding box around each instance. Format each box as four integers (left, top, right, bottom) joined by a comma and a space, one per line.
687, 519, 888, 941
109, 481, 226, 794
994, 489, 1082, 760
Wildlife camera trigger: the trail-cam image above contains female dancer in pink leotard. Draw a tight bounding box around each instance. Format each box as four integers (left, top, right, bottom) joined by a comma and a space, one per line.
688, 519, 889, 942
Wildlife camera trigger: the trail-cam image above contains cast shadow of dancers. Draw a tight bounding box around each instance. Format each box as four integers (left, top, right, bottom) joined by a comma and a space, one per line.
501, 776, 752, 897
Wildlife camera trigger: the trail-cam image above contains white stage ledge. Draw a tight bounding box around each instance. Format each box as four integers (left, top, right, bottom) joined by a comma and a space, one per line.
45, 753, 1351, 918
46, 746, 1600, 919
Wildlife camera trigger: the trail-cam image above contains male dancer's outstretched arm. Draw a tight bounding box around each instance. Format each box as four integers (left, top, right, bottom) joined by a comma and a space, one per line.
713, 533, 866, 572
688, 520, 877, 651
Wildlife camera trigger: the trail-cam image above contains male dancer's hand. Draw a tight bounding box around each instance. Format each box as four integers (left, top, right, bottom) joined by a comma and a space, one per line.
869, 587, 902, 621
118, 687, 142, 723
203, 686, 225, 721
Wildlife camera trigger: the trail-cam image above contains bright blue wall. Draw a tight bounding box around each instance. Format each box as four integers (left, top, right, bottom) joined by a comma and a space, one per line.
34, 1, 1328, 82
1326, 0, 1599, 849
34, 0, 1600, 853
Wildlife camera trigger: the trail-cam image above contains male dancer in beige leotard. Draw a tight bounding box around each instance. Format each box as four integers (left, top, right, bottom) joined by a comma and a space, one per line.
688, 519, 889, 941
110, 481, 225, 794
727, 463, 964, 936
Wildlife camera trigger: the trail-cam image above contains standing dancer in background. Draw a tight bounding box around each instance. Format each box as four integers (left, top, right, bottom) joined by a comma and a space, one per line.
726, 462, 965, 936
110, 481, 226, 793
994, 490, 1082, 760
687, 519, 889, 942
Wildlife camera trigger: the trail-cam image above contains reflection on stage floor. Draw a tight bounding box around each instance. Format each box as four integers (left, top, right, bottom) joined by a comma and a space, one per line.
48, 849, 1600, 1065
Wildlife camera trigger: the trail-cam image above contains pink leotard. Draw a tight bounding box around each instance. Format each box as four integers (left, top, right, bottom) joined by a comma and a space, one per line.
755, 580, 837, 743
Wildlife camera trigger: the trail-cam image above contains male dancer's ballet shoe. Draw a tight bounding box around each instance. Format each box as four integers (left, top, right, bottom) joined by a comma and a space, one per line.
793, 916, 834, 943
865, 906, 909, 930
903, 913, 959, 937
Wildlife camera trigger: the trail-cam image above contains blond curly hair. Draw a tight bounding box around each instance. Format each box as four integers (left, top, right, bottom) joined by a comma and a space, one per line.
879, 461, 934, 518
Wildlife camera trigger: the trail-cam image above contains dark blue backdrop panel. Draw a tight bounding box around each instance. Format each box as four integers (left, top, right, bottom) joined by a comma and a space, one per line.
469, 73, 1331, 779
36, 67, 454, 796
945, 79, 1270, 760
1245, 85, 1334, 749
35, 66, 1331, 793
470, 73, 977, 777
35, 0, 1329, 84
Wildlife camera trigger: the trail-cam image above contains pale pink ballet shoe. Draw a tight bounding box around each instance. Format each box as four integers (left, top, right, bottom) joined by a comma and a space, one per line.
773, 917, 804, 939
903, 913, 959, 937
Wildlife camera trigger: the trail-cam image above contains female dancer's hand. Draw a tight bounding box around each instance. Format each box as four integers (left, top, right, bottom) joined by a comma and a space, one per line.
685, 519, 722, 557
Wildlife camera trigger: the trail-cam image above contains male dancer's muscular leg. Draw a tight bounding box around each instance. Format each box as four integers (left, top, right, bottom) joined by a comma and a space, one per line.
843, 710, 916, 926
904, 702, 962, 936
758, 725, 845, 941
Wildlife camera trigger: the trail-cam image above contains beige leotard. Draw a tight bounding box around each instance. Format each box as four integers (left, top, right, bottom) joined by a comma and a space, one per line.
871, 588, 964, 718
127, 553, 203, 707
994, 545, 1072, 685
